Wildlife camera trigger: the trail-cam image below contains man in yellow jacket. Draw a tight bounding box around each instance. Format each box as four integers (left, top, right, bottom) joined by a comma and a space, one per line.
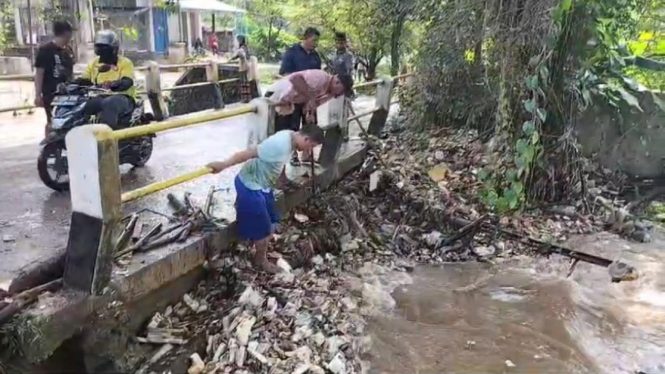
74, 30, 137, 129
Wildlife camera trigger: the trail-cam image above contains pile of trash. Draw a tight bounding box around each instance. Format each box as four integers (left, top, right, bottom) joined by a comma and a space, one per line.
133, 124, 649, 373
136, 223, 415, 374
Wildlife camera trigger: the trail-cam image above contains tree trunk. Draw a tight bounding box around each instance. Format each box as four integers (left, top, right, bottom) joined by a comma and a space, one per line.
390, 12, 407, 76
266, 19, 273, 60
366, 48, 381, 80
472, 0, 487, 76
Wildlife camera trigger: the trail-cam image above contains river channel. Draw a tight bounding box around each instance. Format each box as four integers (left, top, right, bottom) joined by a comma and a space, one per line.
366, 231, 665, 374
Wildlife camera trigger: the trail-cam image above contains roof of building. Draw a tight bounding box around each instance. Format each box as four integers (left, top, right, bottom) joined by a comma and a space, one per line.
179, 0, 246, 13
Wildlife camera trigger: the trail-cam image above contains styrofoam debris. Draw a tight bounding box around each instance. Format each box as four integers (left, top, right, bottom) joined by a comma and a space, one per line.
308, 365, 325, 374
235, 315, 256, 346
326, 353, 346, 374
238, 286, 264, 308
311, 332, 326, 347
292, 363, 311, 374
276, 258, 293, 273
340, 297, 357, 311
294, 213, 310, 223
183, 293, 202, 313
235, 345, 246, 367
311, 255, 324, 265
187, 353, 205, 374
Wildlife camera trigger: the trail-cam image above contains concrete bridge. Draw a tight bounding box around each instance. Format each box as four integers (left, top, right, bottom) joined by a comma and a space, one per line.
0, 62, 411, 370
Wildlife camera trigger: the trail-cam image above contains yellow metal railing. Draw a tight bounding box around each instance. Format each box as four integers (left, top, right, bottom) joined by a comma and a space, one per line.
0, 73, 35, 81
110, 104, 256, 202
393, 72, 415, 80
111, 104, 256, 140
354, 79, 383, 89
121, 167, 212, 203
348, 107, 380, 122
0, 104, 35, 113
162, 81, 214, 92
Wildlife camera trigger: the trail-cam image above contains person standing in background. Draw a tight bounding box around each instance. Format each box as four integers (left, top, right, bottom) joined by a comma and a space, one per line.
330, 31, 354, 77
232, 35, 253, 103
34, 20, 74, 135
279, 27, 322, 76
209, 32, 219, 56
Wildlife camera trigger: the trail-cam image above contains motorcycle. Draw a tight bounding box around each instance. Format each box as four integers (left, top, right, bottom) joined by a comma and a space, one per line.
37, 84, 155, 192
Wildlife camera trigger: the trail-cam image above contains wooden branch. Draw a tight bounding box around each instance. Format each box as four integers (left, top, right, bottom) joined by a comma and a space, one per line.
443, 214, 616, 269
625, 186, 665, 212
0, 279, 63, 325
439, 214, 487, 247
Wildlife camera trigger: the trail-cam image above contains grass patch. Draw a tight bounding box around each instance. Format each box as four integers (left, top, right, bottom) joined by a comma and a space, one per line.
646, 201, 665, 224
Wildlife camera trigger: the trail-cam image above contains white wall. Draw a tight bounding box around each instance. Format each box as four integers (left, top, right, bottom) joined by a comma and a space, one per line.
168, 12, 182, 43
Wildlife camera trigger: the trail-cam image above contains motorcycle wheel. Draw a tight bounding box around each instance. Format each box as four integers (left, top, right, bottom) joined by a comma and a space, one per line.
37, 142, 70, 192
131, 136, 153, 167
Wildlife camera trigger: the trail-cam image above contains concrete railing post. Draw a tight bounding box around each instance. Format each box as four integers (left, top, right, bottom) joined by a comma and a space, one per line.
368, 76, 394, 136
318, 96, 347, 167
146, 61, 168, 121
207, 60, 224, 109
249, 56, 262, 98
64, 125, 122, 295
247, 97, 275, 147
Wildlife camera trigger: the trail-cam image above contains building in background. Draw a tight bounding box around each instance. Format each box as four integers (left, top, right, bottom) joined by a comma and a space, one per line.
2, 0, 245, 69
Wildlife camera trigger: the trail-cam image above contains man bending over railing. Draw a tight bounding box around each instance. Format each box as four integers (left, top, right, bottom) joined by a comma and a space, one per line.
265, 69, 354, 164
206, 125, 325, 273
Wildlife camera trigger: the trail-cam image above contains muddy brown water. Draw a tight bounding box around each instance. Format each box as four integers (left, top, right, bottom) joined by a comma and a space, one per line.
366, 232, 665, 374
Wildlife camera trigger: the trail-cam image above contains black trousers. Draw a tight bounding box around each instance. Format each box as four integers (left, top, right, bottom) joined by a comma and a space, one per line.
275, 103, 305, 133
84, 95, 134, 129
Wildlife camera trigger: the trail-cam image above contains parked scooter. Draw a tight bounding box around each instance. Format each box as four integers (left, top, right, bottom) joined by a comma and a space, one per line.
37, 84, 154, 191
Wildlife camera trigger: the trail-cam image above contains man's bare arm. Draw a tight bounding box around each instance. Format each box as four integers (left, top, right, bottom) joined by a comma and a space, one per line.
207, 148, 258, 174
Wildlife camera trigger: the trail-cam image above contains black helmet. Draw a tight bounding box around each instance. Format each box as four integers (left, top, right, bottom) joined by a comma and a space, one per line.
94, 30, 120, 48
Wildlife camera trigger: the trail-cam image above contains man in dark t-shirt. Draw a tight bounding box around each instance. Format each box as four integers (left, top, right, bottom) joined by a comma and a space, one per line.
330, 32, 353, 77
34, 20, 74, 134
279, 27, 322, 76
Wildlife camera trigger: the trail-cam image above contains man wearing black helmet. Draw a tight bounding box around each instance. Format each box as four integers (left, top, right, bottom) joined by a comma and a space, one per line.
73, 30, 137, 129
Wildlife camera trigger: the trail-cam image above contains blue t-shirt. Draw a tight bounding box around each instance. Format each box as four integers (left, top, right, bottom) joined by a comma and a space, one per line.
238, 130, 293, 191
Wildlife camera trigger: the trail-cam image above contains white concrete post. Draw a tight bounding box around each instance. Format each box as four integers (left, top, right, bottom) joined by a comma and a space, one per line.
318, 96, 347, 167
317, 96, 345, 130
14, 7, 24, 46
147, 7, 156, 53
247, 97, 275, 147
249, 56, 261, 97
64, 125, 121, 295
194, 11, 203, 41
368, 76, 394, 135
146, 61, 168, 120
185, 11, 192, 54
375, 76, 394, 111
206, 60, 224, 109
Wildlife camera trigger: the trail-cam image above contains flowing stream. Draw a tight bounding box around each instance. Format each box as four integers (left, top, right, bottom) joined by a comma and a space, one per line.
366, 231, 665, 374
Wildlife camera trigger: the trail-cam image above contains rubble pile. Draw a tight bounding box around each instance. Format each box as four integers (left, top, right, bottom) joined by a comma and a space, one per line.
135, 124, 652, 373
137, 231, 414, 374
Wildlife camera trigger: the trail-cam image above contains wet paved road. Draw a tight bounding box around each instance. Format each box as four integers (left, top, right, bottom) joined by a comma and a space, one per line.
0, 96, 381, 289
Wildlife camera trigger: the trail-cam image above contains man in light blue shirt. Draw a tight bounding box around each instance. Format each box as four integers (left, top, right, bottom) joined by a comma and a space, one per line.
207, 125, 324, 272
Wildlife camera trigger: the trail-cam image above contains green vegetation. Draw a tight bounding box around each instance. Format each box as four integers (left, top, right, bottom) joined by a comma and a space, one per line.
404, 0, 665, 212
240, 0, 420, 80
